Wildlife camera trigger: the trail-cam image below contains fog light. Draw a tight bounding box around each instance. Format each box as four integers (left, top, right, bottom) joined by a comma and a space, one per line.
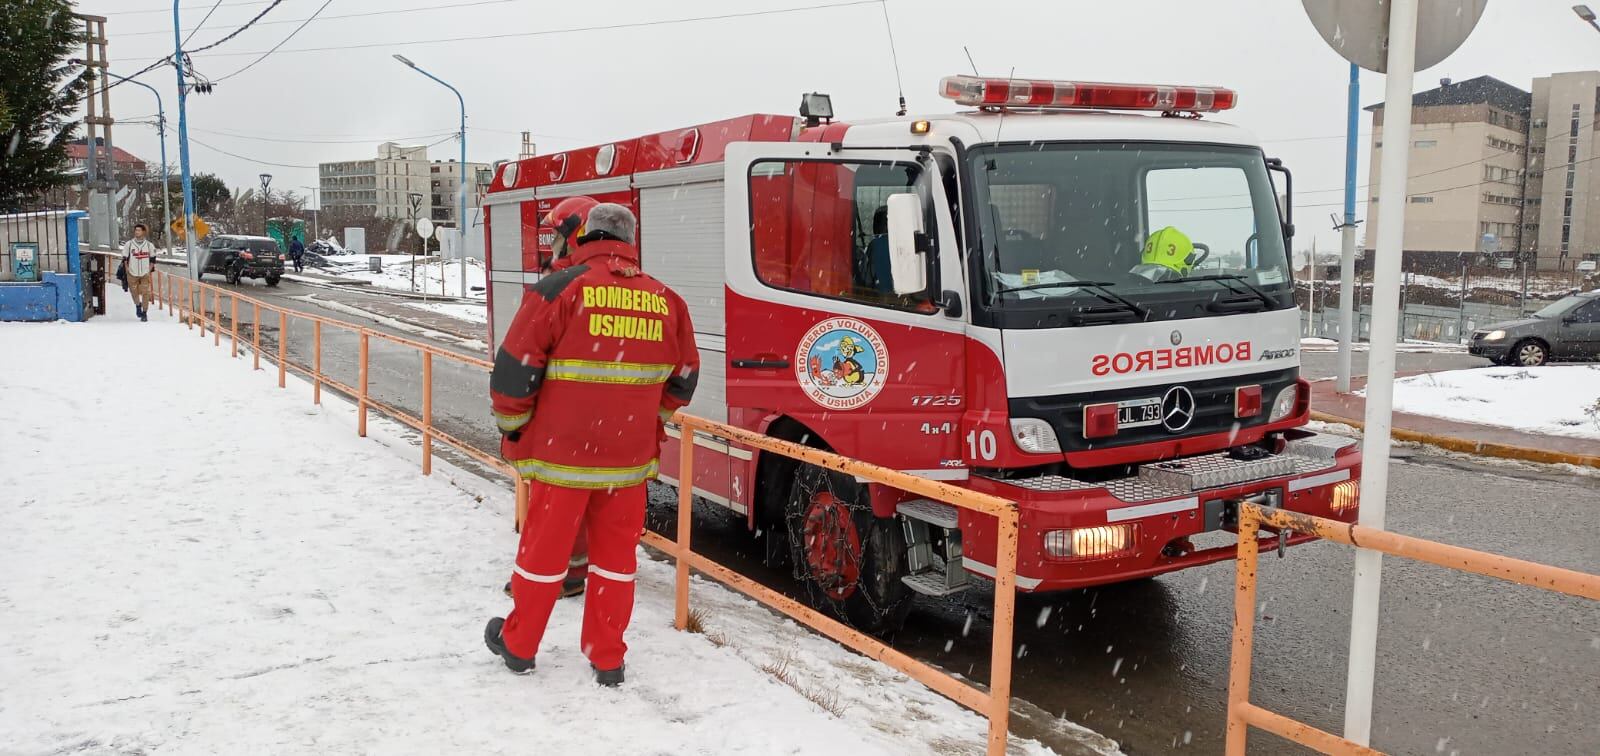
1331, 480, 1360, 514
1010, 418, 1061, 453
1044, 524, 1137, 559
1268, 384, 1299, 422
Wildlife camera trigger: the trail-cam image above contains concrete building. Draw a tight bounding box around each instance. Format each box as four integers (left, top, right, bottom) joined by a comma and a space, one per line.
318, 143, 431, 219
428, 159, 491, 224
1363, 72, 1600, 272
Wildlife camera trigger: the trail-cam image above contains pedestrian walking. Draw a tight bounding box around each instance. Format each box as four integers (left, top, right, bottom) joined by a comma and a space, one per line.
288, 236, 305, 274
500, 195, 600, 602
121, 223, 156, 322
484, 203, 699, 686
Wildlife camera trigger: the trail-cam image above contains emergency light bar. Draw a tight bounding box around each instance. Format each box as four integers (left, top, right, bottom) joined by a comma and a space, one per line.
938, 75, 1237, 112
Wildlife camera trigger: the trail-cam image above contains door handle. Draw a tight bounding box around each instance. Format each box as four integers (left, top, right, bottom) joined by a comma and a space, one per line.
732, 354, 790, 369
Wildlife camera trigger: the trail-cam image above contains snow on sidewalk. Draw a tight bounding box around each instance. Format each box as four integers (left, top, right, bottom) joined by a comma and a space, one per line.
0, 297, 1073, 755
1370, 365, 1600, 441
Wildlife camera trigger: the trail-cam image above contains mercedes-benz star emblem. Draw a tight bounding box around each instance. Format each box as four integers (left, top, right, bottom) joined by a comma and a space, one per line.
1170, 330, 1183, 346
1161, 386, 1196, 433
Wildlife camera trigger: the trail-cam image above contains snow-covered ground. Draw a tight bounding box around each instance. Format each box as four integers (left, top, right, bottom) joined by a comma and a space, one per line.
1300, 337, 1467, 354
402, 301, 489, 325
339, 257, 488, 301
0, 297, 1083, 755
1370, 366, 1600, 440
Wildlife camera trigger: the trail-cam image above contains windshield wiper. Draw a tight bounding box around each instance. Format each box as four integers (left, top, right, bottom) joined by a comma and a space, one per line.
998, 280, 1149, 319
1158, 274, 1277, 309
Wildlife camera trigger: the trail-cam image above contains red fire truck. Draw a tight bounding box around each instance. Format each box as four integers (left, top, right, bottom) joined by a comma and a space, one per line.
483, 76, 1362, 632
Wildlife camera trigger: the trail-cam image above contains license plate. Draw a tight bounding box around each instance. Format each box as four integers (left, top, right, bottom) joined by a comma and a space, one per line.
1117, 397, 1162, 428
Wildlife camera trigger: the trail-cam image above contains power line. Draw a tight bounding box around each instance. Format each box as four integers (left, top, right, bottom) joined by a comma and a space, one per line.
188, 0, 881, 58
188, 132, 458, 170
121, 0, 518, 38
184, 0, 287, 55
213, 0, 336, 82
190, 127, 457, 144
181, 0, 227, 46
106, 1, 269, 16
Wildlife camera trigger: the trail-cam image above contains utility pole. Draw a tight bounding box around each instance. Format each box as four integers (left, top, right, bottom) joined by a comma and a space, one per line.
1336, 62, 1361, 394
173, 2, 200, 280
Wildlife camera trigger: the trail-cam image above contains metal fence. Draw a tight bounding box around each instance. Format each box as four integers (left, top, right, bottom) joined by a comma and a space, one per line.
0, 187, 85, 280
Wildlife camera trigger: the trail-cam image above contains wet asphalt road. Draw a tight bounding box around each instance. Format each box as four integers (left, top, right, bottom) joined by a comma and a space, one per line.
187, 278, 1598, 755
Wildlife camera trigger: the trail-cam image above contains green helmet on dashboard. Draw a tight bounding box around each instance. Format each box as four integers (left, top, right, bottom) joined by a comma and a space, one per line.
1131, 226, 1198, 282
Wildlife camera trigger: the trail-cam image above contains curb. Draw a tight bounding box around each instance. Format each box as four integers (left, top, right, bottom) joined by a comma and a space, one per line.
1309, 410, 1600, 469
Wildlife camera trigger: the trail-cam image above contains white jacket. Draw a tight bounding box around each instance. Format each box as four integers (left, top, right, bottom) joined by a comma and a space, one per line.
122, 238, 156, 277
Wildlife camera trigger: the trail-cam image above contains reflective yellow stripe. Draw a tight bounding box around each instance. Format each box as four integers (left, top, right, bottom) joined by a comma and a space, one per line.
511, 457, 660, 489
494, 410, 531, 432
546, 358, 674, 386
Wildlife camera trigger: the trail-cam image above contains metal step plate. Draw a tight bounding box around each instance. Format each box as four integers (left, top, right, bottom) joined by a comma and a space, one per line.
901, 570, 969, 597
1138, 454, 1298, 492
897, 498, 959, 529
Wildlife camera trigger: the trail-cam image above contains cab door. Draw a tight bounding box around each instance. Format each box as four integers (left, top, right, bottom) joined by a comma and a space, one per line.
1556, 298, 1600, 359
722, 142, 969, 476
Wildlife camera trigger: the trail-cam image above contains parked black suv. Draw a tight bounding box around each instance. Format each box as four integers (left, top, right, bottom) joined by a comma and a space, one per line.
203, 234, 284, 286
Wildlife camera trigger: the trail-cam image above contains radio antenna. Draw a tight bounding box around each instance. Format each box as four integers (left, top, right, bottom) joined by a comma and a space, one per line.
879, 0, 908, 116
993, 67, 1015, 142
963, 45, 980, 75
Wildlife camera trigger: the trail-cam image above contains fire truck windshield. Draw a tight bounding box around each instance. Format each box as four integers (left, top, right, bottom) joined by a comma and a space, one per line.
969, 142, 1293, 326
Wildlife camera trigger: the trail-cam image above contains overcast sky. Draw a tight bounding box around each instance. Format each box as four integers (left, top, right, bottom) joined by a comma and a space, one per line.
83, 0, 1598, 251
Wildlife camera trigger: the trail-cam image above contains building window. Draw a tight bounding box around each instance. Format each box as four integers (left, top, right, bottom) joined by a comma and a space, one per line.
1413, 139, 1437, 148
1409, 195, 1433, 203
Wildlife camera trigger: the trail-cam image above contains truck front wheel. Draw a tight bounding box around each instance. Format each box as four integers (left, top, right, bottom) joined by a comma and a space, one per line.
784, 461, 913, 635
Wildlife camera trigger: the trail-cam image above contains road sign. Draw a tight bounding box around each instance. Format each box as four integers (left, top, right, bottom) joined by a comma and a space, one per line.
1496, 258, 1514, 270
170, 215, 210, 240
415, 218, 435, 239
1579, 259, 1598, 272
1302, 0, 1487, 72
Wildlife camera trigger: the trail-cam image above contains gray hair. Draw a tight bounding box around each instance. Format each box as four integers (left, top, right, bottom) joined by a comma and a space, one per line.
585, 202, 637, 244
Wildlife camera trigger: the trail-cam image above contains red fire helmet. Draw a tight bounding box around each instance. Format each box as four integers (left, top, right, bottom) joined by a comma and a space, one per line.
543, 196, 599, 244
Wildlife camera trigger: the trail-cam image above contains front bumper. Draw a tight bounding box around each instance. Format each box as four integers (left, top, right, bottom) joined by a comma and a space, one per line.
1467, 340, 1509, 360
959, 431, 1362, 592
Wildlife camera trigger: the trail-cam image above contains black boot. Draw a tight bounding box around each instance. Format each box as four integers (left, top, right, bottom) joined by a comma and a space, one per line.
561, 576, 586, 598
483, 617, 535, 674
593, 663, 625, 687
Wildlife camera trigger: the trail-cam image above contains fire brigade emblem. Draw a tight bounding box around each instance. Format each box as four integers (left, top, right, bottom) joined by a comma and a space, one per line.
796, 318, 889, 410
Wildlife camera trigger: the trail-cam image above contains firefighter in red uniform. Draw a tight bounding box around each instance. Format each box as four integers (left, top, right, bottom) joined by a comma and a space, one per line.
500, 195, 600, 601
484, 203, 699, 686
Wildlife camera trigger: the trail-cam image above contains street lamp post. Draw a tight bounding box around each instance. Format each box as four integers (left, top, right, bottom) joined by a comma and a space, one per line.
300, 185, 320, 240
1576, 5, 1600, 33
102, 70, 171, 259
259, 173, 273, 238
393, 54, 469, 298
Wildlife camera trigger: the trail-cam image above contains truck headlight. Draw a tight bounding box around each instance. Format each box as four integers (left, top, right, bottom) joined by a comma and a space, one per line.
1268, 384, 1299, 422
1044, 524, 1137, 559
1009, 418, 1061, 454
1483, 329, 1506, 341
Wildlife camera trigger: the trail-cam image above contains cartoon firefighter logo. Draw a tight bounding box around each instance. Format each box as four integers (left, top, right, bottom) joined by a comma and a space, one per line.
795, 318, 889, 410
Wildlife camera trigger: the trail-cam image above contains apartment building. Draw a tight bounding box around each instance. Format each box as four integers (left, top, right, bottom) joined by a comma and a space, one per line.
1363, 72, 1600, 272
428, 159, 492, 224
318, 142, 432, 219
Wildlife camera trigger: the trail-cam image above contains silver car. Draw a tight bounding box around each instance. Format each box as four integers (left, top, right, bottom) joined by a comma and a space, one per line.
1468, 291, 1600, 366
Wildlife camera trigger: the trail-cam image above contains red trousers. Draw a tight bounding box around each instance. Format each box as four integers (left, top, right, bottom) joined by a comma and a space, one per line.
502, 480, 646, 670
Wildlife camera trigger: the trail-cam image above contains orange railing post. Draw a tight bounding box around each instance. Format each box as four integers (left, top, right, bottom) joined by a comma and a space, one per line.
277, 310, 287, 388
357, 332, 369, 437
1225, 505, 1262, 755
252, 302, 261, 371
985, 509, 1019, 753
313, 320, 322, 405
230, 296, 238, 358
674, 422, 695, 631
182, 277, 191, 329
421, 351, 433, 475
212, 290, 221, 347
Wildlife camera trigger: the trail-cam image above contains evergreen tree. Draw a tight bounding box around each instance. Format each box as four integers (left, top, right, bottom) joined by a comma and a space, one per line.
0, 0, 89, 209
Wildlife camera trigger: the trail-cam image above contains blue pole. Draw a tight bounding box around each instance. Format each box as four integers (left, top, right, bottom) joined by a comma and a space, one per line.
1335, 62, 1361, 392
394, 55, 468, 296
173, 2, 199, 279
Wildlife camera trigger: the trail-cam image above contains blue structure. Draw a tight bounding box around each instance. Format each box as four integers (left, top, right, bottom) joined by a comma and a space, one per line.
0, 210, 91, 321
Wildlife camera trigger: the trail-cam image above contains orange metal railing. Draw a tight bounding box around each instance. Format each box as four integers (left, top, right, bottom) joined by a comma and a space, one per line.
151, 269, 1023, 754
1225, 501, 1600, 755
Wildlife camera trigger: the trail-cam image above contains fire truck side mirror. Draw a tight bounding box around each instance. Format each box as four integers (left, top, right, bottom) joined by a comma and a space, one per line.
886, 193, 928, 296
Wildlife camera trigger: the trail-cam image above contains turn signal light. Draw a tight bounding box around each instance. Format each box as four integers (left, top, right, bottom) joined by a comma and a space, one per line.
1331, 480, 1360, 514
1083, 403, 1119, 439
1044, 524, 1138, 559
1235, 385, 1262, 418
